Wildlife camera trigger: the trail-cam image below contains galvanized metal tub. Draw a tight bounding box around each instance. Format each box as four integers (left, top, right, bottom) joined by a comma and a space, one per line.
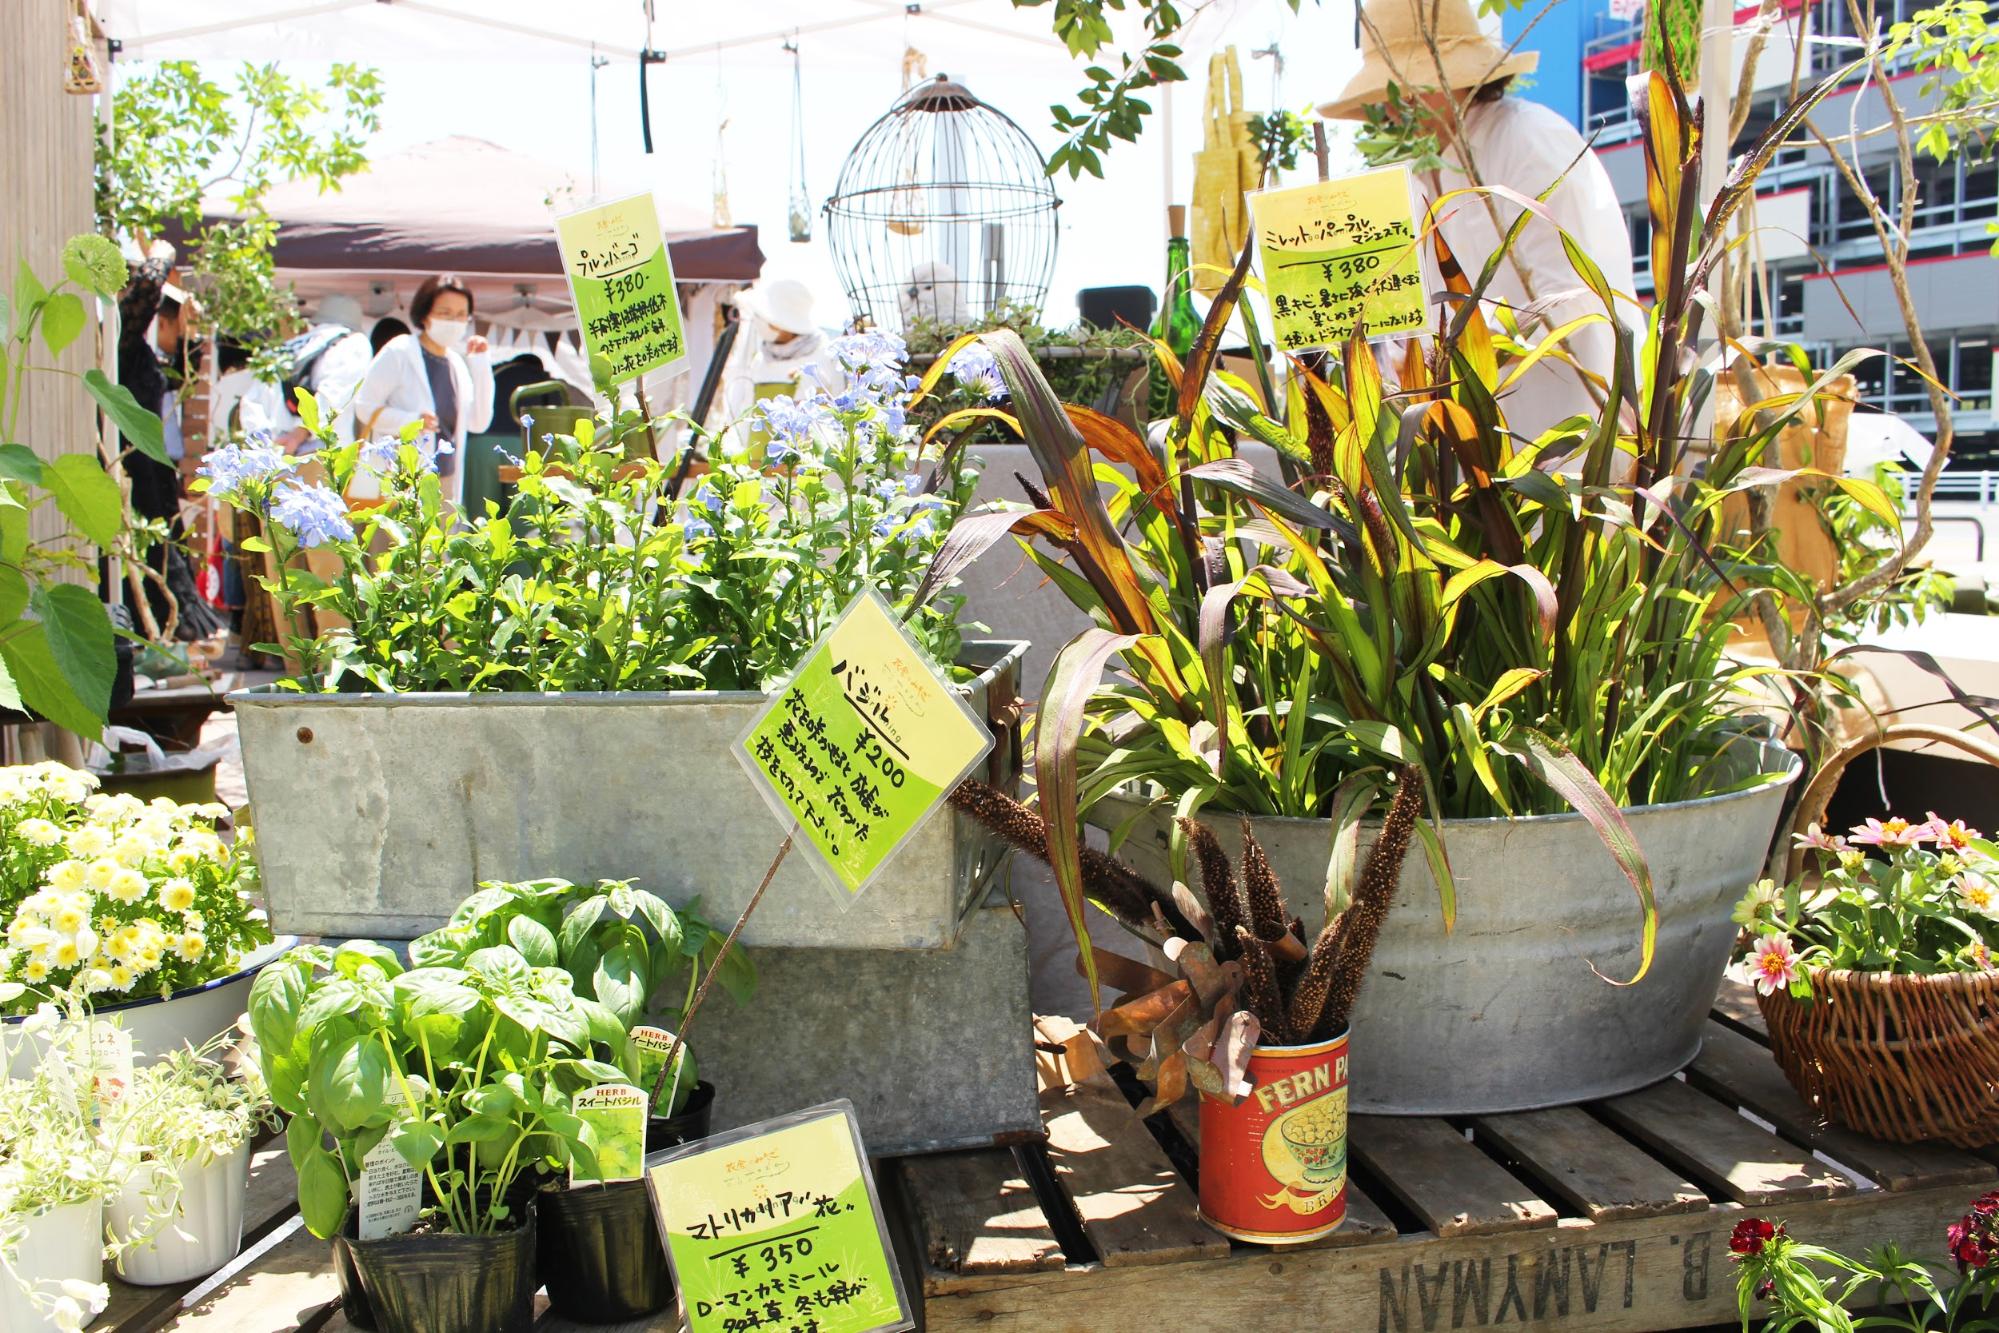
1094, 742, 1799, 1114
232, 642, 1026, 949
694, 894, 1038, 1154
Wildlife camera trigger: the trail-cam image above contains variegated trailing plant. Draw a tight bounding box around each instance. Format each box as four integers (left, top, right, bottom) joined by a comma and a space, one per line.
950, 771, 1422, 1107
920, 60, 1884, 1006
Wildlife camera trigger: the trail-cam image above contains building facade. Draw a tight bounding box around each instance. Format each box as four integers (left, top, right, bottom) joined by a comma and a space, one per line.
1503, 0, 1999, 467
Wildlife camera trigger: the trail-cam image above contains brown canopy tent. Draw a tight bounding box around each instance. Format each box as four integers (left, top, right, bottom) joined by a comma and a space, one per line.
199, 135, 763, 332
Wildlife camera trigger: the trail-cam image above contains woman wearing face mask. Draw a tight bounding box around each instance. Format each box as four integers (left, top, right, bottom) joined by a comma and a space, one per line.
354, 274, 494, 504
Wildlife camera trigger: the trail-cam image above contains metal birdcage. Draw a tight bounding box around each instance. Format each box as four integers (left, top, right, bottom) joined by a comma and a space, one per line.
824, 74, 1061, 334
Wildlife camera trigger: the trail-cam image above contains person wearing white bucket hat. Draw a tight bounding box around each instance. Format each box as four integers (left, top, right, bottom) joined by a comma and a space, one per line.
1321, 0, 1639, 454
721, 277, 842, 429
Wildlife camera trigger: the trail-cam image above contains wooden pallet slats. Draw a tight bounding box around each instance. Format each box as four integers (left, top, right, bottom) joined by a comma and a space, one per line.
899, 1149, 1067, 1277
163, 1215, 339, 1330
1595, 1077, 1853, 1206
1038, 1052, 1232, 1268
1472, 1106, 1710, 1222
1349, 1116, 1559, 1238
1687, 1020, 1998, 1193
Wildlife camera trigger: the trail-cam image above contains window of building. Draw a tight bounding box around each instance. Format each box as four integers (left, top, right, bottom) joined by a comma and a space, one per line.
1957, 337, 1994, 413
1962, 162, 1999, 221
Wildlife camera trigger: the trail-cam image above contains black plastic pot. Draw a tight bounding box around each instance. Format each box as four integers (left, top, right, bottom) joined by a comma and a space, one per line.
534, 1081, 717, 1326
347, 1209, 538, 1333
333, 1220, 377, 1330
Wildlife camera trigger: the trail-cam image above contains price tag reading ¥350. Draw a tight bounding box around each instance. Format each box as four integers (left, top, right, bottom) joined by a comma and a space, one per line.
735, 590, 993, 897
645, 1101, 913, 1333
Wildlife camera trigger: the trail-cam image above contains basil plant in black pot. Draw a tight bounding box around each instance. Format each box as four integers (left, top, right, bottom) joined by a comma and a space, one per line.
249, 939, 642, 1333
408, 877, 755, 1324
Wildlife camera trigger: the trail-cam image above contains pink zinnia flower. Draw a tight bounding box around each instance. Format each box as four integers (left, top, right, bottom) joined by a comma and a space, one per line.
1751, 935, 1801, 996
1792, 824, 1846, 855
1848, 816, 1927, 848
1928, 813, 1982, 850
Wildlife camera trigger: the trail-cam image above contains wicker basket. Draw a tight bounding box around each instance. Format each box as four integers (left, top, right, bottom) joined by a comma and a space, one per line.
1756, 723, 1999, 1147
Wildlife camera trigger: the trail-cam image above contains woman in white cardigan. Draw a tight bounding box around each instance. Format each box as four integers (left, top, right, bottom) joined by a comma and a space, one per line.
354, 274, 494, 504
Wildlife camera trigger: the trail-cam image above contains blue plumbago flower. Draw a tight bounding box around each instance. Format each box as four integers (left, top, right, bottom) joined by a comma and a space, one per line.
679, 513, 714, 542
198, 443, 295, 501
693, 483, 727, 515
834, 330, 907, 375
949, 344, 1007, 401
267, 481, 353, 548
756, 394, 818, 448
519, 411, 535, 434
359, 437, 401, 474
765, 439, 802, 466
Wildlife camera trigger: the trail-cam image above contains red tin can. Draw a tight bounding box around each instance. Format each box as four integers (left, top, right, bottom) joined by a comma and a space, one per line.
1197, 1030, 1350, 1244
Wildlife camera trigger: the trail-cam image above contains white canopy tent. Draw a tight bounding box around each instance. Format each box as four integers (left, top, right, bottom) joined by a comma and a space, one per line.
94, 0, 1371, 331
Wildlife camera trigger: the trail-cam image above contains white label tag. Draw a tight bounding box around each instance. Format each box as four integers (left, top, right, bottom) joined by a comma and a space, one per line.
89, 1022, 133, 1109
573, 1084, 647, 1184
357, 1136, 422, 1239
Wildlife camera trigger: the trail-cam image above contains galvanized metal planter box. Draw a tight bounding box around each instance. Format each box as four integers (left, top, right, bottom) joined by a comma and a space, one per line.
1095, 742, 1800, 1115
695, 894, 1038, 1155
232, 642, 1026, 949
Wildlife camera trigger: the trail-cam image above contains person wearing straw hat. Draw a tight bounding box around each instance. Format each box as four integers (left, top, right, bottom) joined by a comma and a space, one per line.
1320, 0, 1638, 453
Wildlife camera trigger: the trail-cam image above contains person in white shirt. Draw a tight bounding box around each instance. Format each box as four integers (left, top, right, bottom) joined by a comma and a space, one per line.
354, 274, 494, 503
721, 278, 841, 418
1319, 0, 1640, 451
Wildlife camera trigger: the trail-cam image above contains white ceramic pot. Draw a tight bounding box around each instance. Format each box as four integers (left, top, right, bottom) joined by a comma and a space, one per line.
1, 938, 297, 1080
109, 1142, 250, 1286
0, 1199, 104, 1332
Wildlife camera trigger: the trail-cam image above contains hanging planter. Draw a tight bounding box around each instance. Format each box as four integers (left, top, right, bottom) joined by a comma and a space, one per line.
1198, 1033, 1350, 1245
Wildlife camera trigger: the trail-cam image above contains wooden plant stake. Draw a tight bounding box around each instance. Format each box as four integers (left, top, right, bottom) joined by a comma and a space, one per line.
649, 829, 795, 1111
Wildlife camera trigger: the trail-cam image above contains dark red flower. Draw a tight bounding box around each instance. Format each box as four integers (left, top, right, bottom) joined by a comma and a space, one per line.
1951, 1213, 1995, 1270
1755, 1278, 1776, 1301
1731, 1218, 1779, 1257
1972, 1192, 1999, 1218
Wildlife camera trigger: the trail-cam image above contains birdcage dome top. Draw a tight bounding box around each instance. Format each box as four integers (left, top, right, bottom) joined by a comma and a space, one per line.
824, 74, 1061, 333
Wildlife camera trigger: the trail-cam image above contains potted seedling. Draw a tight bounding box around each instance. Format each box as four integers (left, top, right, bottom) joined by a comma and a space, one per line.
950, 773, 1421, 1244
0, 1000, 123, 1333
409, 877, 755, 1323
103, 1044, 279, 1285
249, 940, 637, 1333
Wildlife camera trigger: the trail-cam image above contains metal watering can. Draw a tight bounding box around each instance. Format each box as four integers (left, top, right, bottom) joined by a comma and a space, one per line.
510, 381, 654, 464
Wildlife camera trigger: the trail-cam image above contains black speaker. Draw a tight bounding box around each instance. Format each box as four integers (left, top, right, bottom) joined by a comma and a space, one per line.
1078, 285, 1157, 333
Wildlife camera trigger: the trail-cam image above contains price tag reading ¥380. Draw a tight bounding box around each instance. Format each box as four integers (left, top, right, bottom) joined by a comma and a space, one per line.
735, 590, 993, 897
1250, 164, 1431, 352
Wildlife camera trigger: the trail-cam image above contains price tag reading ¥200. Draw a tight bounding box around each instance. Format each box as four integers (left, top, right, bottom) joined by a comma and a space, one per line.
554, 192, 687, 386
1250, 164, 1431, 352
736, 590, 993, 897
645, 1101, 914, 1333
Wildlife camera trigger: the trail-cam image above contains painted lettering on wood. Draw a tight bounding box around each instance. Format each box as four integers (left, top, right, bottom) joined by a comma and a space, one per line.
1378, 1235, 1706, 1331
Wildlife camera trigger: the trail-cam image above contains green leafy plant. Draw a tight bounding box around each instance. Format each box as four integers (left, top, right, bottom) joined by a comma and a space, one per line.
905, 299, 1149, 439
1822, 461, 1951, 638
1735, 814, 1999, 995
1726, 1200, 1999, 1331
198, 330, 979, 693
1248, 109, 1312, 182
937, 63, 1865, 1001
0, 236, 168, 738
408, 877, 754, 1116
94, 59, 382, 371
249, 940, 637, 1239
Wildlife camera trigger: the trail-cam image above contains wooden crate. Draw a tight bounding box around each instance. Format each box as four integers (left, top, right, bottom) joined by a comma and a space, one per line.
106, 985, 1999, 1332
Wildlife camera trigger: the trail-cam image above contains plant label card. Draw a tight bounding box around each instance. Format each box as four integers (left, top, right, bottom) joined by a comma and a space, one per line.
735, 589, 993, 899
88, 1020, 132, 1109
554, 192, 686, 386
632, 1024, 680, 1091
1249, 164, 1430, 351
573, 1084, 647, 1184
357, 1136, 421, 1239
645, 1100, 914, 1333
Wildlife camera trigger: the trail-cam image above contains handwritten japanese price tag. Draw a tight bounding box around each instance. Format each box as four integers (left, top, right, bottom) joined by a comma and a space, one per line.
735, 589, 993, 898
1249, 164, 1431, 351
646, 1101, 914, 1333
554, 192, 687, 385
